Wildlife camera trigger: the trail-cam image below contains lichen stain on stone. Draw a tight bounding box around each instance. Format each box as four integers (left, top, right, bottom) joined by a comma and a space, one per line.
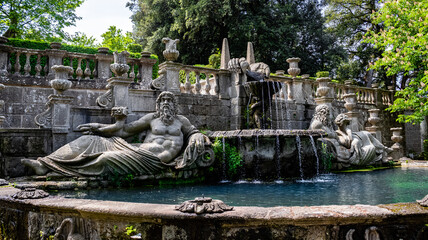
379, 202, 428, 214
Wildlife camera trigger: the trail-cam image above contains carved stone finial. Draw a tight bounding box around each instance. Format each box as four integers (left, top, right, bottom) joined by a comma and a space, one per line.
162, 37, 180, 61
12, 188, 49, 199
220, 38, 230, 70
175, 197, 233, 214
246, 42, 255, 65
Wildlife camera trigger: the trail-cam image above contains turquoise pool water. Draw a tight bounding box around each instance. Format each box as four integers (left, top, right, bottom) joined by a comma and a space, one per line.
53, 168, 428, 207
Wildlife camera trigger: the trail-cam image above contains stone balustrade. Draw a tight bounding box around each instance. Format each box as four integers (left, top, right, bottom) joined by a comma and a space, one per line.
179, 65, 222, 96
0, 42, 156, 89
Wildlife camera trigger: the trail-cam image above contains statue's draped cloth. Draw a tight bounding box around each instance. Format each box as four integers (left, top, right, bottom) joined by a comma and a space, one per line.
38, 136, 164, 177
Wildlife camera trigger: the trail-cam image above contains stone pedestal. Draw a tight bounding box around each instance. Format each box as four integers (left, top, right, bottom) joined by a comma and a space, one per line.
45, 43, 67, 79
390, 127, 404, 160
96, 48, 113, 80
0, 38, 9, 78
138, 55, 157, 89
292, 78, 305, 104
217, 69, 232, 99
152, 62, 182, 93
366, 109, 382, 141
344, 82, 360, 131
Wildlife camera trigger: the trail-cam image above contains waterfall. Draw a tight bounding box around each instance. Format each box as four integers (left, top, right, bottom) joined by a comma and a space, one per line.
246, 93, 252, 129
220, 136, 228, 182
266, 81, 272, 129
272, 82, 280, 129
309, 135, 320, 176
296, 135, 304, 180
237, 136, 245, 180
275, 135, 282, 181
254, 134, 261, 182
287, 110, 292, 130
278, 82, 285, 129
261, 83, 265, 129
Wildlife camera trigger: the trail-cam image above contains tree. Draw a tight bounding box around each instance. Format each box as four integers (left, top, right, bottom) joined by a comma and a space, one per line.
127, 0, 344, 76
100, 26, 134, 51
64, 32, 98, 48
325, 0, 392, 86
0, 0, 84, 39
365, 0, 428, 123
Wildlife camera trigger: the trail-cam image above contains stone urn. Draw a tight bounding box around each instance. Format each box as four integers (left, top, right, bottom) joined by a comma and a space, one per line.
141, 51, 151, 58
163, 49, 179, 61
343, 93, 357, 112
286, 58, 301, 78
368, 109, 381, 127
316, 77, 331, 97
97, 47, 109, 54
50, 65, 73, 95
110, 51, 130, 77
391, 127, 403, 147
50, 42, 62, 49
275, 70, 285, 76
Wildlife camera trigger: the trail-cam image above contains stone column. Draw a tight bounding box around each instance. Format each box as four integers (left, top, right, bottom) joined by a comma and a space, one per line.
292, 78, 305, 104
95, 47, 112, 80
34, 65, 74, 150
217, 69, 231, 99
138, 52, 157, 89
151, 61, 183, 93
45, 42, 67, 79
0, 37, 9, 78
390, 127, 404, 160
366, 109, 382, 140
343, 80, 360, 131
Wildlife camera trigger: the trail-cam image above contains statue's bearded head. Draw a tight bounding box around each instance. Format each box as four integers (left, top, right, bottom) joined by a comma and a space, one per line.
155, 91, 178, 125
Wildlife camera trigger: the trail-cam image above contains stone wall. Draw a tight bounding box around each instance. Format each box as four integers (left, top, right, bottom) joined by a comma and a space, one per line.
0, 187, 427, 240
0, 129, 52, 178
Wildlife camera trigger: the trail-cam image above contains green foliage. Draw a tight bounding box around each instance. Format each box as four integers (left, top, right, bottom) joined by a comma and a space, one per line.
316, 71, 330, 78
128, 0, 344, 75
0, 0, 84, 40
64, 32, 98, 48
101, 26, 134, 52
212, 138, 243, 179
127, 43, 143, 53
365, 0, 428, 124
109, 172, 135, 188
125, 225, 137, 236
208, 50, 221, 69
320, 142, 333, 172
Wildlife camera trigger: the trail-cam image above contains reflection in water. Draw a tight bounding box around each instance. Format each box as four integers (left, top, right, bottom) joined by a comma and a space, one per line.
52, 168, 428, 207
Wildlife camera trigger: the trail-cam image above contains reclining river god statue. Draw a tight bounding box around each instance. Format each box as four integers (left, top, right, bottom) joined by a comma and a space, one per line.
22, 91, 214, 177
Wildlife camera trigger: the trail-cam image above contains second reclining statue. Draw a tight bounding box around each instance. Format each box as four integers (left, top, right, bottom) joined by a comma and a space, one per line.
22, 91, 213, 177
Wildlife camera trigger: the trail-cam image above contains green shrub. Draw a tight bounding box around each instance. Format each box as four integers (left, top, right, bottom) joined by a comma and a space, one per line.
212, 137, 243, 179
127, 44, 143, 53
315, 71, 329, 78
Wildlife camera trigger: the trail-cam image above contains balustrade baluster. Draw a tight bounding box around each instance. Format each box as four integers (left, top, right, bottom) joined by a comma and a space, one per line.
92, 59, 97, 77
14, 52, 21, 76
214, 74, 219, 95
129, 63, 135, 80
24, 52, 32, 76
184, 69, 192, 94
76, 58, 83, 80
194, 71, 201, 94
69, 56, 74, 78
84, 59, 91, 80
205, 72, 211, 94
35, 54, 42, 77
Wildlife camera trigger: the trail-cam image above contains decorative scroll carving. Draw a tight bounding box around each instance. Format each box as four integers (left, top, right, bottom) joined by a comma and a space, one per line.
175, 197, 233, 214
151, 69, 166, 90
12, 188, 49, 199
96, 88, 114, 109
34, 102, 53, 128
54, 218, 85, 240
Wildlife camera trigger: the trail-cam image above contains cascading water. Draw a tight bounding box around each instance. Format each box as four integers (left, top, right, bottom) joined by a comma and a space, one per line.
261, 83, 265, 129
296, 135, 304, 180
275, 135, 283, 183
272, 82, 280, 129
266, 81, 273, 129
278, 82, 285, 129
254, 134, 261, 183
309, 135, 320, 175
237, 136, 246, 180
246, 93, 252, 129
220, 136, 229, 183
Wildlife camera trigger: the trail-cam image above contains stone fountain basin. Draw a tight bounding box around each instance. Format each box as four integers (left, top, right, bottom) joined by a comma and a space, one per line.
0, 186, 427, 239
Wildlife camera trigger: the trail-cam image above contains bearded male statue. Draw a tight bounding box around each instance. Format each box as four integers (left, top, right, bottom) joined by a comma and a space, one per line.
22, 91, 213, 177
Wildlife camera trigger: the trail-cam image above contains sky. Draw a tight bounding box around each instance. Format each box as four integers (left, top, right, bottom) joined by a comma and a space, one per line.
63, 0, 134, 43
